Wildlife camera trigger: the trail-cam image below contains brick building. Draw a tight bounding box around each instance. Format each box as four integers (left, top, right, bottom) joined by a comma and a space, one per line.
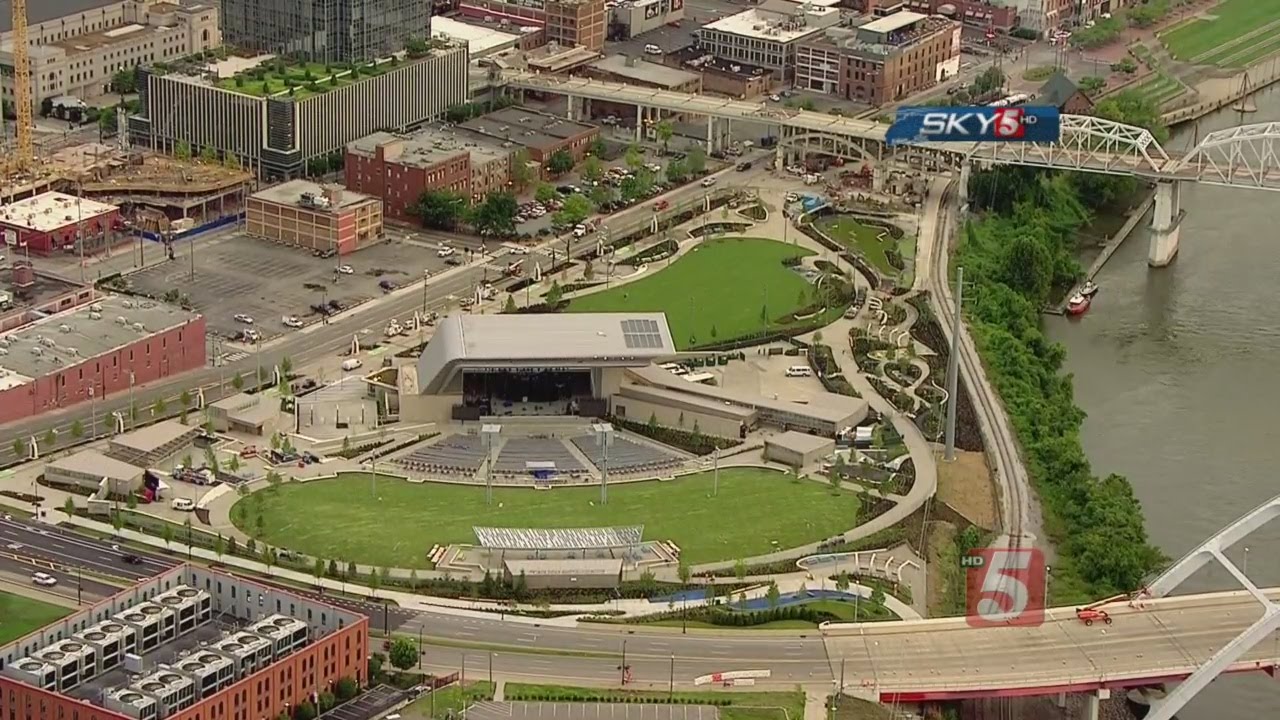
879, 0, 1018, 31
0, 192, 124, 257
461, 107, 599, 168
0, 564, 367, 720
664, 47, 775, 99
0, 293, 206, 425
457, 0, 606, 50
345, 127, 512, 220
797, 11, 960, 104
246, 181, 384, 255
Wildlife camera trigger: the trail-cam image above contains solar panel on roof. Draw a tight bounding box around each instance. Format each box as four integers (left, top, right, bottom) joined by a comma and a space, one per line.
621, 318, 663, 349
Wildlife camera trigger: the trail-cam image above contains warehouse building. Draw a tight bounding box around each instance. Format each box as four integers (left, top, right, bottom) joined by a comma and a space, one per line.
0, 297, 206, 425
764, 431, 836, 468
457, 0, 607, 51
607, 0, 685, 40
44, 449, 144, 494
695, 0, 841, 82
461, 106, 599, 167
664, 47, 775, 99
0, 192, 123, 257
106, 420, 201, 468
128, 44, 469, 179
247, 181, 384, 255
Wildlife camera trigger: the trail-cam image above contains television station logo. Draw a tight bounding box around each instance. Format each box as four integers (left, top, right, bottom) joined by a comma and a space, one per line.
963, 547, 1046, 628
886, 106, 1062, 146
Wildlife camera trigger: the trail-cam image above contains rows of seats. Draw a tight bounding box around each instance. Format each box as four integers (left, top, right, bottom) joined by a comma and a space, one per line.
494, 437, 586, 473
394, 435, 488, 475
571, 435, 682, 475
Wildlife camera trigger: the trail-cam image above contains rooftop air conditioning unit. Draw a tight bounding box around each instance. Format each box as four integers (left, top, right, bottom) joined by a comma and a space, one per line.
30, 346, 41, 354
122, 300, 134, 309
89, 312, 101, 320
0, 348, 7, 356
132, 322, 145, 332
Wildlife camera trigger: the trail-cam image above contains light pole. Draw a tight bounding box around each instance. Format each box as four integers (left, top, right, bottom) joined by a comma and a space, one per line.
127, 371, 135, 428
668, 654, 674, 697
481, 424, 502, 505
619, 639, 627, 686
712, 446, 721, 497
943, 266, 964, 461
593, 422, 614, 505
1244, 547, 1250, 575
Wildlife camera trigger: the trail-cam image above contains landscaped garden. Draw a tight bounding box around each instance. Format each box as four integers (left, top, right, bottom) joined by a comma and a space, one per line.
1159, 0, 1280, 65
1130, 72, 1186, 106
567, 237, 842, 349
813, 215, 913, 282
231, 468, 862, 568
217, 58, 395, 99
0, 591, 70, 644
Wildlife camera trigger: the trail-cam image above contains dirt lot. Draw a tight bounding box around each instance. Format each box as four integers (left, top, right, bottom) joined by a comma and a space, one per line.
936, 450, 997, 531
127, 232, 456, 342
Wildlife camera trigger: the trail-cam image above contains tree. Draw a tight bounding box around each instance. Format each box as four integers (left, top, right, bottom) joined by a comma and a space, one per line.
588, 136, 607, 157
471, 191, 518, 237
295, 701, 317, 720
267, 470, 283, 492
232, 371, 244, 390
204, 446, 220, 474
214, 534, 226, 560
112, 512, 125, 535
969, 66, 1006, 98
227, 455, 241, 474
677, 561, 691, 586
111, 68, 138, 94
62, 496, 77, 519
554, 193, 593, 228
70, 419, 85, 439
1078, 76, 1107, 96
270, 432, 282, 451
535, 183, 558, 204
1093, 90, 1169, 143
175, 140, 192, 160
319, 691, 337, 712
347, 560, 358, 579
686, 147, 707, 175
11, 438, 25, 459
511, 148, 534, 189
870, 586, 886, 606
655, 120, 674, 153
388, 637, 417, 671
583, 259, 595, 280
42, 427, 56, 448
280, 355, 293, 377
665, 159, 688, 184
127, 493, 138, 510
582, 155, 604, 183
766, 581, 781, 609
161, 523, 175, 548
624, 144, 644, 171
589, 184, 615, 210
829, 470, 841, 492
313, 557, 326, 583
335, 678, 359, 702
369, 567, 382, 595
545, 281, 564, 306
1070, 14, 1124, 48
261, 544, 276, 572
409, 568, 419, 590
503, 295, 518, 313
836, 571, 851, 593
734, 558, 747, 581
411, 189, 469, 230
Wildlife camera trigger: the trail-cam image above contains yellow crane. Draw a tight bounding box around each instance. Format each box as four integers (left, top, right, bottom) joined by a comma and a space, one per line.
10, 0, 33, 172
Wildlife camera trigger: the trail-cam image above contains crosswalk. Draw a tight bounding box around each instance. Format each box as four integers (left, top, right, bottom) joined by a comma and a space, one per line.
221, 351, 250, 363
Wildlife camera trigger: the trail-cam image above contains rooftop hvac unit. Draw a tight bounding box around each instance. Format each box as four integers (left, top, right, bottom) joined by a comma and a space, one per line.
30, 346, 41, 355
132, 323, 145, 332
122, 300, 134, 309
40, 336, 55, 347
89, 312, 102, 320
0, 348, 8, 356
68, 348, 79, 356
90, 303, 103, 312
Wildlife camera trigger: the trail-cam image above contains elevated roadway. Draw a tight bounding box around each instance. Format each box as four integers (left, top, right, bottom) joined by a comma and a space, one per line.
4, 516, 1279, 707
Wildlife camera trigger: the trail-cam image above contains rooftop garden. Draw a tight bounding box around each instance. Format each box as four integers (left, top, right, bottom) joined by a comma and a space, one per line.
215, 37, 453, 100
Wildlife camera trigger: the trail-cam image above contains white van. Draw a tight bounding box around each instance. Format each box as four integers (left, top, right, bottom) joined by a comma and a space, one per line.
785, 365, 812, 377
644, 44, 662, 55
171, 498, 195, 512
31, 572, 57, 587
341, 358, 363, 372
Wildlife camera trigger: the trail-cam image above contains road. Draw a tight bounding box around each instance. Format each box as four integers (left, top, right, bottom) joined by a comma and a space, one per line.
0, 177, 741, 464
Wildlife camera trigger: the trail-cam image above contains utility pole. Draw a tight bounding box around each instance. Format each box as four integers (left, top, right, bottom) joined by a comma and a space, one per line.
619, 640, 627, 686
712, 446, 721, 496
943, 267, 963, 461
668, 654, 674, 697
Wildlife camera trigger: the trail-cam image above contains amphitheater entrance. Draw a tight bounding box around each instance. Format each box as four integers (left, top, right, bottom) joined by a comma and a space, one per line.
462, 368, 598, 417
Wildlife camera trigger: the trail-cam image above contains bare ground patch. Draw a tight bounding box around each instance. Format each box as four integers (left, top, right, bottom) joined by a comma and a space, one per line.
925, 520, 958, 617
936, 451, 997, 531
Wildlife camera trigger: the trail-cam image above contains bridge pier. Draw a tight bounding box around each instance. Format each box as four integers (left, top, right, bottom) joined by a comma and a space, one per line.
1084, 689, 1109, 720
1148, 180, 1185, 268
958, 161, 972, 205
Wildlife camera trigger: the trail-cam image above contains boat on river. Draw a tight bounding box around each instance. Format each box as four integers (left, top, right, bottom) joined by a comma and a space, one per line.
1067, 293, 1091, 316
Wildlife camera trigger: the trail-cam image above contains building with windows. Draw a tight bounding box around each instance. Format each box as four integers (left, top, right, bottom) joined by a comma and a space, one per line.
695, 0, 842, 82
0, 294, 206, 425
663, 46, 775, 99
218, 0, 431, 63
246, 181, 384, 255
607, 0, 685, 41
872, 0, 1017, 31
0, 564, 367, 720
456, 0, 607, 51
460, 106, 598, 167
796, 10, 959, 104
345, 126, 513, 218
0, 0, 220, 109
431, 16, 523, 58
128, 44, 469, 178
0, 192, 124, 257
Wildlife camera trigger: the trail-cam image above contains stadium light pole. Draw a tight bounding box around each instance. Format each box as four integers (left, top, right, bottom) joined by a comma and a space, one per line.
712, 446, 721, 497
593, 422, 614, 505
481, 424, 502, 505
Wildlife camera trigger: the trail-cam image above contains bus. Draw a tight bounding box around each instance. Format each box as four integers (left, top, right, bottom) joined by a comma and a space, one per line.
988, 93, 1032, 108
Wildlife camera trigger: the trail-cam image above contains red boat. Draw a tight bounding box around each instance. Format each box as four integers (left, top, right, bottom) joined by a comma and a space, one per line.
1066, 293, 1091, 316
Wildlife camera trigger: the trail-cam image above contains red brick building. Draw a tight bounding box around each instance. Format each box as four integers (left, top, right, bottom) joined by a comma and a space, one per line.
0, 191, 124, 257
346, 131, 473, 222
461, 107, 599, 170
0, 293, 206, 425
893, 0, 1019, 32
0, 565, 368, 720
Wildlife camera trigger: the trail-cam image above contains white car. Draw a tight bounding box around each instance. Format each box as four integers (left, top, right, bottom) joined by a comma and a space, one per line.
242, 328, 262, 343
769, 94, 781, 102
506, 245, 529, 255
701, 177, 717, 187
282, 315, 304, 328
32, 572, 57, 587
337, 264, 354, 275
437, 246, 455, 257
233, 314, 254, 324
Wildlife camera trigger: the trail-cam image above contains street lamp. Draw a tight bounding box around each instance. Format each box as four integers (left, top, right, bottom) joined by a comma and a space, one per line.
481, 424, 502, 505
592, 422, 614, 505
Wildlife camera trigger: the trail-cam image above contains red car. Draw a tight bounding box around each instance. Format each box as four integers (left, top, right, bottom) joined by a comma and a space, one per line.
653, 199, 669, 211
1076, 608, 1112, 626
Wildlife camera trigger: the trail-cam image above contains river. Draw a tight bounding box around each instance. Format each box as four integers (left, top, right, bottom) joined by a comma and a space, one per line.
1045, 84, 1280, 719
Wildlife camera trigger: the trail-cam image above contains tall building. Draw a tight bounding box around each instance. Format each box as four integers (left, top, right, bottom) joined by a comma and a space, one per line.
695, 0, 842, 82
456, 0, 607, 51
219, 0, 433, 63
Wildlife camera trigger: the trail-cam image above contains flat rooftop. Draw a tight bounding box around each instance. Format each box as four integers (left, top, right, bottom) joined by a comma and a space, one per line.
668, 46, 772, 79
628, 365, 867, 425
0, 295, 200, 382
768, 430, 836, 454
50, 22, 180, 55
252, 180, 377, 210
432, 16, 521, 57
461, 107, 597, 153
110, 419, 197, 455
590, 55, 700, 89
0, 0, 117, 33
46, 449, 143, 482
703, 7, 837, 42
860, 10, 928, 34
0, 192, 119, 233
348, 126, 511, 168
0, 267, 87, 312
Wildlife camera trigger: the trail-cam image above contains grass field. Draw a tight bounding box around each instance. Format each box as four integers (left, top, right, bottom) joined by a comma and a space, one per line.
1130, 73, 1186, 106
232, 469, 861, 568
504, 685, 804, 720
1160, 0, 1280, 63
814, 216, 912, 279
217, 61, 390, 99
0, 592, 71, 644
567, 238, 815, 349
401, 682, 494, 720
648, 598, 898, 629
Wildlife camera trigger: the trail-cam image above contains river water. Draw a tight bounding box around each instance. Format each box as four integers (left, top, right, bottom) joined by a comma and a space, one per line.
1045, 85, 1280, 719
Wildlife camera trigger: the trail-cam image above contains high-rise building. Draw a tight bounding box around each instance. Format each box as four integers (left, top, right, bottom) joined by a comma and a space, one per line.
219, 0, 433, 63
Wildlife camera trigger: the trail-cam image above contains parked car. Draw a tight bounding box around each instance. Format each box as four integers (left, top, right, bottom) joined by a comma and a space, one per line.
702, 177, 717, 187
282, 315, 304, 328
233, 313, 254, 324
337, 264, 354, 275
437, 246, 455, 257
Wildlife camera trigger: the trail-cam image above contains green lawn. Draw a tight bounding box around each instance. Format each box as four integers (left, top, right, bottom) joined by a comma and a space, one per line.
1160, 0, 1280, 62
231, 469, 860, 568
648, 597, 898, 630
504, 685, 804, 720
401, 682, 494, 720
567, 238, 816, 349
1131, 73, 1185, 106
814, 216, 910, 279
0, 592, 71, 644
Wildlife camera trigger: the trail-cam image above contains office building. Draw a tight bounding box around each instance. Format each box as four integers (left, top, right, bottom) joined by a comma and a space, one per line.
696, 0, 842, 82
0, 192, 124, 256
796, 11, 960, 104
128, 44, 468, 178
0, 565, 368, 720
457, 0, 607, 51
664, 47, 775, 99
219, 0, 432, 63
246, 181, 384, 255
460, 107, 598, 167
607, 0, 685, 41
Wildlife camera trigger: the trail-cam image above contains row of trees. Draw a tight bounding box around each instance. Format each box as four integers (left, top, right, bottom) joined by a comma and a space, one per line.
1070, 0, 1191, 48
956, 91, 1168, 601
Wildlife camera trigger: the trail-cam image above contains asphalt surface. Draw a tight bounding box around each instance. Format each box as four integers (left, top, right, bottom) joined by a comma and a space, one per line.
0, 516, 177, 579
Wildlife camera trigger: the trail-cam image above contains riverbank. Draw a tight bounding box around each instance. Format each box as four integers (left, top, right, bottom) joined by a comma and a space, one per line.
1049, 189, 1156, 315
1163, 55, 1280, 126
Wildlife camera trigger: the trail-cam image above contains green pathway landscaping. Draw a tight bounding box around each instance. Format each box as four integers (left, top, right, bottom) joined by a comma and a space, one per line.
503, 685, 804, 720
232, 469, 861, 568
567, 237, 816, 349
0, 591, 71, 644
1160, 0, 1280, 63
813, 215, 913, 281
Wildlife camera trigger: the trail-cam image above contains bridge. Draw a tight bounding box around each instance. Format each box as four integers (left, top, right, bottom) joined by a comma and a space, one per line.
505, 73, 1280, 266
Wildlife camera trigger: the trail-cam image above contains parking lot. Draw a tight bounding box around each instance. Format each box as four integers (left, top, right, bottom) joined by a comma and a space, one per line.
127, 232, 457, 343
468, 704, 720, 720
323, 685, 410, 720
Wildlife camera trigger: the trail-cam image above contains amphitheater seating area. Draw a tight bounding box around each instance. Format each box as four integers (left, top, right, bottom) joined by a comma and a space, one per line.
571, 435, 683, 475
394, 435, 488, 475
493, 437, 587, 481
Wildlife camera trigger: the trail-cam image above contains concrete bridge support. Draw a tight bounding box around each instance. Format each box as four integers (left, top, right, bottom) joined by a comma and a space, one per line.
1084, 689, 1109, 720
958, 162, 972, 205
1148, 180, 1185, 267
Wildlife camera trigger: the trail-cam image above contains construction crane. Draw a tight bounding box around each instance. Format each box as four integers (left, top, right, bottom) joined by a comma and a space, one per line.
9, 0, 33, 172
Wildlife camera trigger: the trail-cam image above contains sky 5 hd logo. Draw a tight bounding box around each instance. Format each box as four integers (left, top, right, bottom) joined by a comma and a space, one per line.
885, 106, 1062, 146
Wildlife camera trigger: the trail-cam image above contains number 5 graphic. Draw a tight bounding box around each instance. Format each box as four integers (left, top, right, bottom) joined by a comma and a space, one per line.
968, 548, 1044, 627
